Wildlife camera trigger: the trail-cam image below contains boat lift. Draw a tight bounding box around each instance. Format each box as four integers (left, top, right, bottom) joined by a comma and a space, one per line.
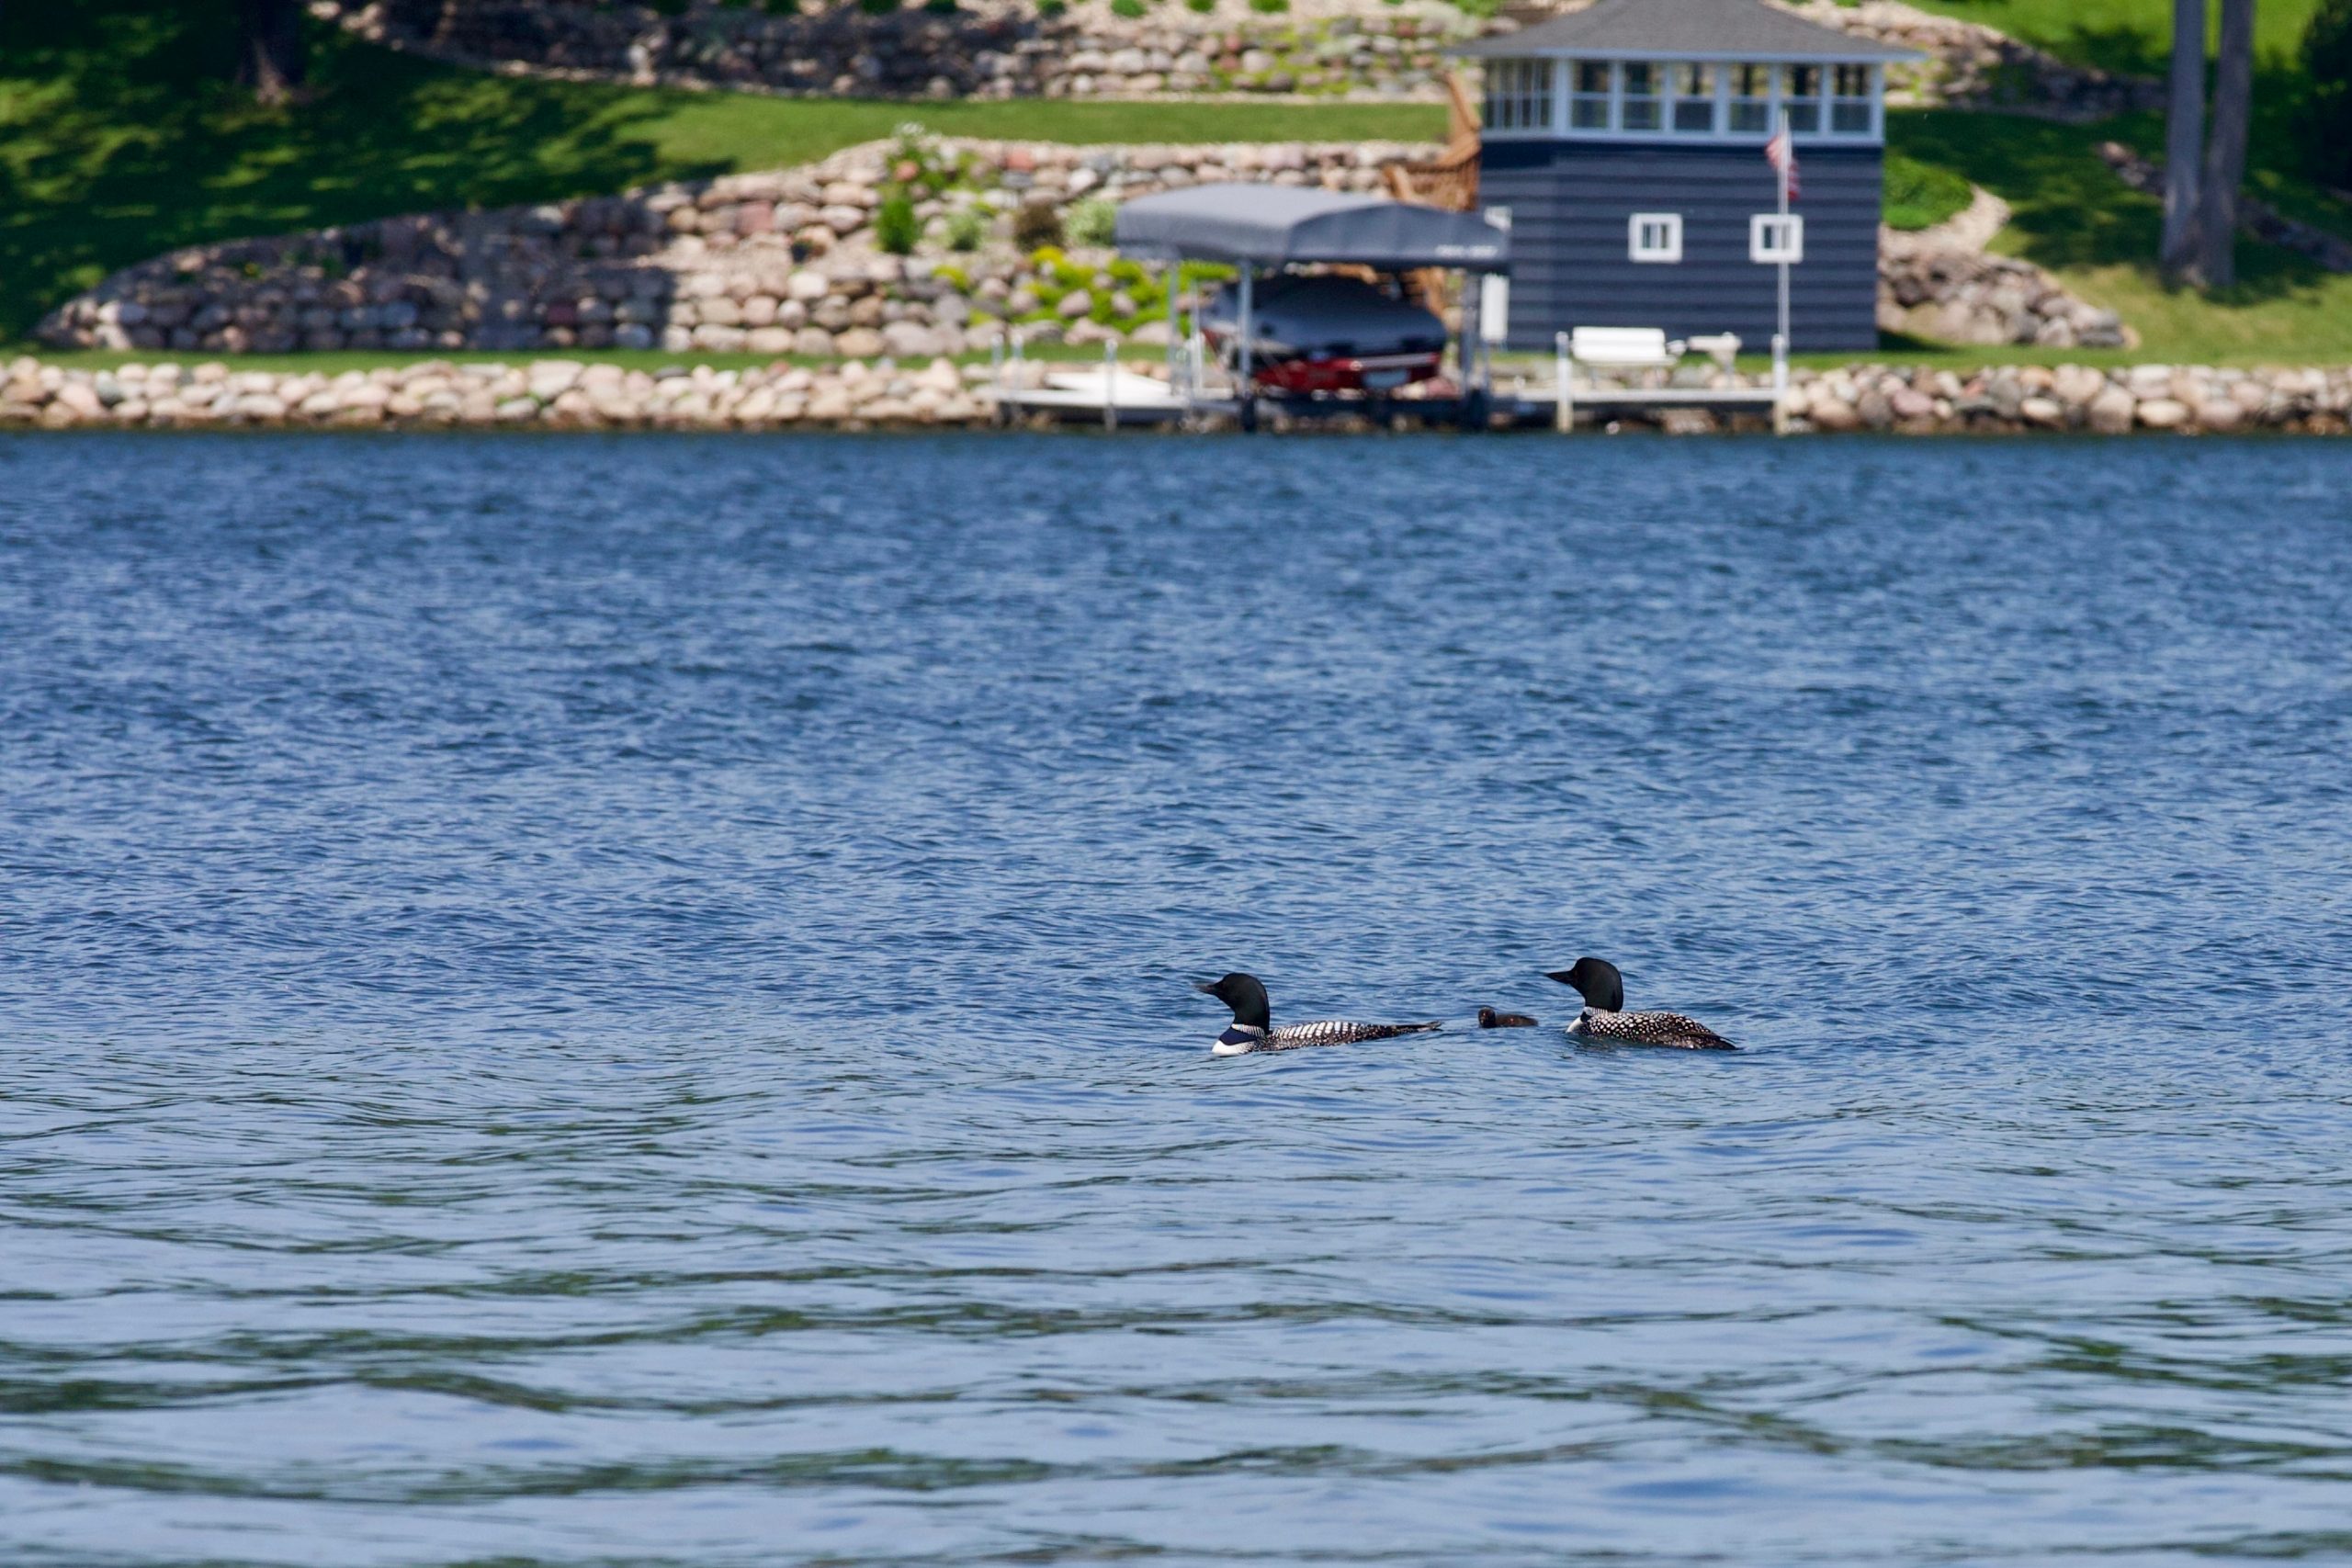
991, 183, 1510, 431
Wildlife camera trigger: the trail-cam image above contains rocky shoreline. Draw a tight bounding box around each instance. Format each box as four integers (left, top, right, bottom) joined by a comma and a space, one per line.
6, 355, 2346, 434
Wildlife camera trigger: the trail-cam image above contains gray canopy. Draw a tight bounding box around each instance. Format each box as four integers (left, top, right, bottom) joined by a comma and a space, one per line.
1114, 184, 1510, 272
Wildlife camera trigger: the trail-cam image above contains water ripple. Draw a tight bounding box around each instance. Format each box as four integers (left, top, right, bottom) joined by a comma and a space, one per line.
3, 433, 2350, 1564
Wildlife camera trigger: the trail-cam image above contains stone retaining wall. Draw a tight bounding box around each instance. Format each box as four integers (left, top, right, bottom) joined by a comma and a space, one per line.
1878, 192, 2129, 349
325, 0, 1476, 100
6, 355, 2345, 434
322, 0, 2159, 116
41, 138, 1430, 362
39, 139, 1420, 360
1776, 361, 2344, 434
39, 136, 2123, 359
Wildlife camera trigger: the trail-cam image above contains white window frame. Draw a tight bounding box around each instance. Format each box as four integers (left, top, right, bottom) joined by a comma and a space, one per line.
1482, 58, 1556, 133
1630, 212, 1684, 264
1665, 62, 1721, 135
1482, 52, 1889, 145
1567, 60, 1612, 131
1828, 62, 1879, 138
1728, 61, 1774, 136
1618, 61, 1663, 133
1779, 62, 1826, 135
1750, 214, 1804, 265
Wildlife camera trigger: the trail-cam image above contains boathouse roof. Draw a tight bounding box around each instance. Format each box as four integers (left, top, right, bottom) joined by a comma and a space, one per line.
1457, 0, 1922, 62
1114, 184, 1511, 271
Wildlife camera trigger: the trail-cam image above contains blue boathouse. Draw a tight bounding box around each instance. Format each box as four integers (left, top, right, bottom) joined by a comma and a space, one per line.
1459, 0, 1920, 353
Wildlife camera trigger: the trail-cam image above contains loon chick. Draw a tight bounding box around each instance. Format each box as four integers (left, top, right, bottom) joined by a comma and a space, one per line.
1194, 973, 1442, 1056
1477, 1007, 1540, 1029
1546, 957, 1736, 1051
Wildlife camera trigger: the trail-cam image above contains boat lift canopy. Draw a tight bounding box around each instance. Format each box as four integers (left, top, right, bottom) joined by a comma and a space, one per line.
1113, 184, 1510, 272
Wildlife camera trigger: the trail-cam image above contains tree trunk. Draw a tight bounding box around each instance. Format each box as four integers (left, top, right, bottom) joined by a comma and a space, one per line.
2159, 0, 2206, 280
234, 0, 306, 105
2193, 0, 2257, 288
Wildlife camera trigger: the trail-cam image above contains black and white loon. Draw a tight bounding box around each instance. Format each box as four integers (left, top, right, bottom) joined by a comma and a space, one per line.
1194, 973, 1442, 1056
1547, 957, 1736, 1051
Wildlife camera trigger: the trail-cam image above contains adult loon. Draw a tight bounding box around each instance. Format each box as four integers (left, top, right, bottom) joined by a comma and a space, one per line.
1547, 957, 1736, 1051
1477, 1008, 1540, 1029
1194, 973, 1442, 1055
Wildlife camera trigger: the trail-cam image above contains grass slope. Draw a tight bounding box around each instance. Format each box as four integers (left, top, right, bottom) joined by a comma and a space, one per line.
0, 0, 1441, 343
1900, 0, 2322, 76
1891, 108, 2352, 362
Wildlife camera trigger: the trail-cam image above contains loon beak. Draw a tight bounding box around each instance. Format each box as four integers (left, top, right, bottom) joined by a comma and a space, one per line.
1544, 970, 1575, 985
1193, 980, 1218, 994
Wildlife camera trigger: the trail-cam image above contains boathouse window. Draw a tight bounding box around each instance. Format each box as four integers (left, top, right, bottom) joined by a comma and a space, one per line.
1571, 62, 1612, 130
1729, 63, 1773, 133
1781, 64, 1824, 132
1831, 64, 1875, 133
1751, 213, 1804, 264
1484, 58, 1556, 132
1629, 212, 1684, 264
1620, 62, 1662, 131
1671, 64, 1718, 133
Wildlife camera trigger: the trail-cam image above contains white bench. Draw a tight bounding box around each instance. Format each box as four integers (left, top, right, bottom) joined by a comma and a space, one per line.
1557, 330, 1690, 430
1568, 326, 1687, 375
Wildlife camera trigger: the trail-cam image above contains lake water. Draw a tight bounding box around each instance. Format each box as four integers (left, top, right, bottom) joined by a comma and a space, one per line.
4, 433, 2350, 1566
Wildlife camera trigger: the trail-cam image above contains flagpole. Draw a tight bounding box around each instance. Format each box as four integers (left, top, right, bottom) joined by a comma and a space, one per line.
1774, 108, 1792, 434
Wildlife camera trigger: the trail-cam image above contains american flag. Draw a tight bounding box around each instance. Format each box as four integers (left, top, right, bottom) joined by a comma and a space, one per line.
1765, 121, 1801, 201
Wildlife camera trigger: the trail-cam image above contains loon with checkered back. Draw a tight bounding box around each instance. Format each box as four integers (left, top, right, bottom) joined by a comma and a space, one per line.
1193, 973, 1443, 1056
1548, 957, 1736, 1051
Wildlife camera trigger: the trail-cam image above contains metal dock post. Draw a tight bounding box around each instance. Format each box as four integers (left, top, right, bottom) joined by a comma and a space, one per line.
1771, 332, 1790, 437
1555, 331, 1574, 434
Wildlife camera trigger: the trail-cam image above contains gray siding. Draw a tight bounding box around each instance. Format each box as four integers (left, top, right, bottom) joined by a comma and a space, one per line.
1481, 141, 1883, 354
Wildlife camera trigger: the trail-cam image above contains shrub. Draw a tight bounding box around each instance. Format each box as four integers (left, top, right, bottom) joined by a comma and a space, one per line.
1111, 0, 1147, 14
1064, 196, 1118, 246
1186, 0, 1215, 10
1036, 0, 1066, 15
874, 196, 921, 254
1013, 202, 1064, 249
858, 0, 899, 13
1247, 0, 1287, 13
944, 207, 989, 251
1882, 152, 1972, 231
2304, 0, 2352, 191
931, 263, 973, 292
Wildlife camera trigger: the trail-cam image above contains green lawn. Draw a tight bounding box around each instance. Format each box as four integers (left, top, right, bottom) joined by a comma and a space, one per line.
0, 0, 1441, 343
1889, 107, 2352, 363
1899, 0, 2322, 77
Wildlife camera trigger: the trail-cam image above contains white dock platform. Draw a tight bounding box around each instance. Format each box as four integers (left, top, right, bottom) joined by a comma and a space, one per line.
990, 367, 1195, 425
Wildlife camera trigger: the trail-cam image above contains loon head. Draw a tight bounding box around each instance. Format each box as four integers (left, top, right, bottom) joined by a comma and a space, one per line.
1546, 957, 1625, 1013
1194, 972, 1272, 1031
1477, 1007, 1538, 1029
